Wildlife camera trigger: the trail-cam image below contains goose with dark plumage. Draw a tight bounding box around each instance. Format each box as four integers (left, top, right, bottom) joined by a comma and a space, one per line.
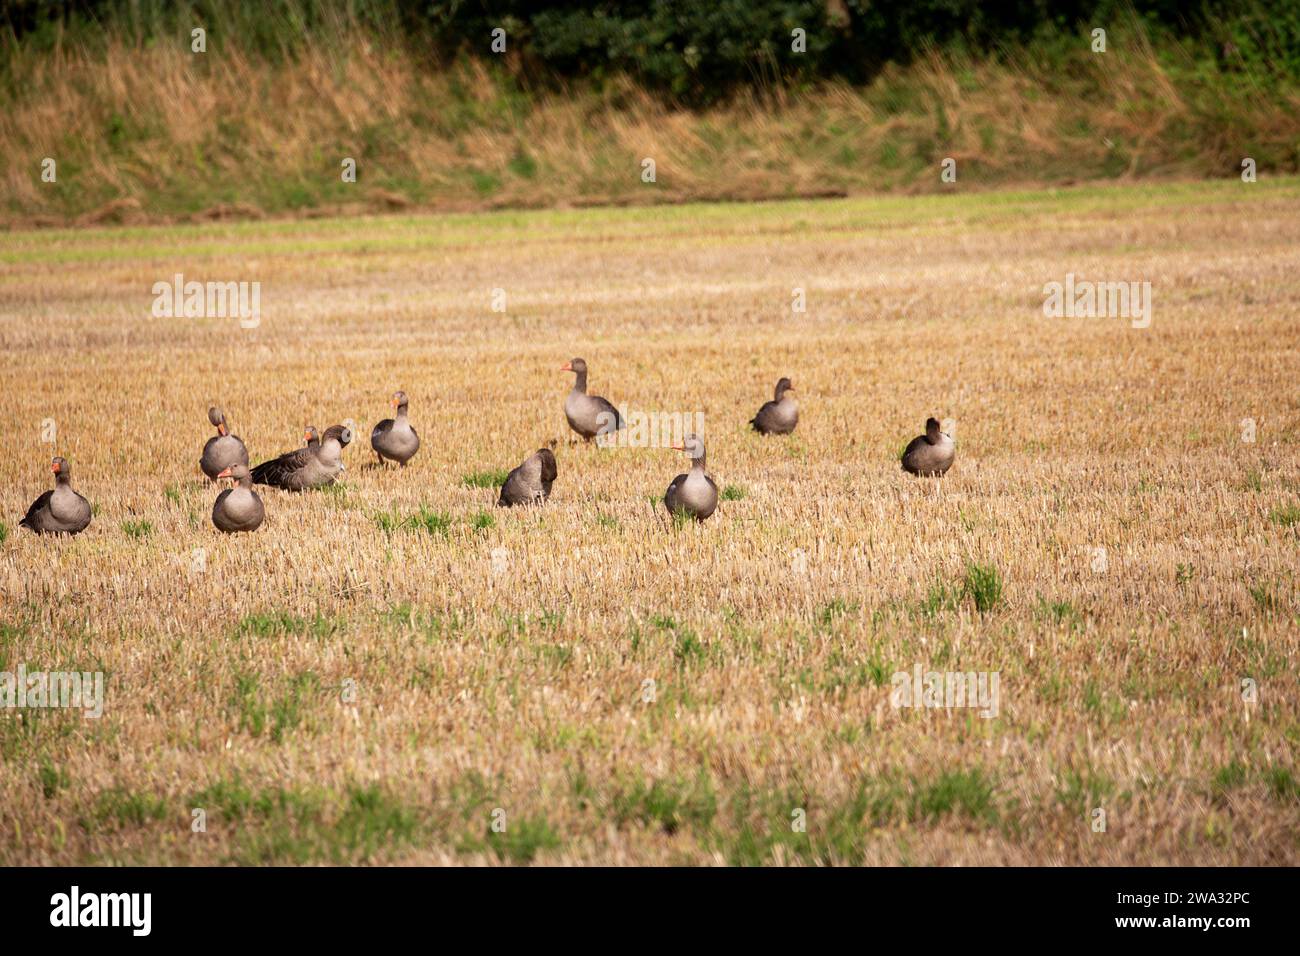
199, 406, 249, 480
901, 417, 955, 477
20, 457, 92, 535
252, 424, 352, 490
498, 448, 558, 507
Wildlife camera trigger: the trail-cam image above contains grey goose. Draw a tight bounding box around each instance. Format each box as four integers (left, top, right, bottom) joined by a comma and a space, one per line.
199, 406, 250, 480
370, 390, 420, 466
901, 417, 955, 476
212, 464, 265, 533
750, 377, 798, 435
561, 358, 623, 443
498, 448, 558, 507
664, 434, 718, 522
20, 457, 92, 535
252, 424, 352, 490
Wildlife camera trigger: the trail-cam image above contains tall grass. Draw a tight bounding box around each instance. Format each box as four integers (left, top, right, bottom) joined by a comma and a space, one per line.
1, 12, 1296, 226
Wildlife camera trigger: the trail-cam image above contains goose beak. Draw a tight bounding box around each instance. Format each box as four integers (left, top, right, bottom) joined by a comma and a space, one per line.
670, 442, 685, 451
50, 461, 60, 474
216, 467, 233, 479
390, 399, 399, 408
560, 362, 573, 372
217, 423, 228, 436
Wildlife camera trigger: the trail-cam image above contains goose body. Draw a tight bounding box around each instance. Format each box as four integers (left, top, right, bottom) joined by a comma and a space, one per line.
901, 418, 955, 476
750, 377, 798, 435
664, 435, 718, 522
199, 406, 249, 480
21, 457, 91, 535
562, 358, 622, 442
252, 425, 351, 490
498, 448, 557, 507
212, 465, 264, 533
371, 391, 420, 465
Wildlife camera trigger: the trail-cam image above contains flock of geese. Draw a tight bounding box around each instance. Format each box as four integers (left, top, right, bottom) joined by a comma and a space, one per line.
18, 357, 955, 536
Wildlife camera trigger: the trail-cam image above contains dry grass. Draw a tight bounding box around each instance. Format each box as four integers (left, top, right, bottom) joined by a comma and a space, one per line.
3, 27, 1298, 227
0, 179, 1298, 865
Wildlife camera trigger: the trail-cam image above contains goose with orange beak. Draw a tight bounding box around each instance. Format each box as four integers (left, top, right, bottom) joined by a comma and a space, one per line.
561, 357, 623, 443
20, 457, 92, 535
664, 434, 717, 522
199, 406, 249, 480
252, 424, 352, 490
212, 463, 264, 533
370, 390, 420, 466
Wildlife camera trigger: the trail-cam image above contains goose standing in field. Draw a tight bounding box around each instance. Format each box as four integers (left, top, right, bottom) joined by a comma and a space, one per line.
664, 434, 718, 522
20, 457, 92, 535
252, 424, 352, 490
901, 417, 956, 477
561, 357, 623, 443
199, 406, 249, 479
212, 464, 265, 533
370, 390, 420, 466
750, 377, 798, 435
498, 448, 558, 507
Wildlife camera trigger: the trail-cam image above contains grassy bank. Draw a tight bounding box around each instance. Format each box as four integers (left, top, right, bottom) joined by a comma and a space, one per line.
2, 12, 1298, 228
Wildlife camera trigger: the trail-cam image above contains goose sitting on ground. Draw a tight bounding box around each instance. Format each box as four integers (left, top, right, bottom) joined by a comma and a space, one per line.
901, 417, 956, 476
199, 406, 249, 480
371, 390, 420, 466
750, 377, 798, 435
664, 434, 718, 522
498, 448, 558, 507
20, 457, 92, 535
212, 464, 265, 533
561, 357, 623, 443
252, 424, 352, 490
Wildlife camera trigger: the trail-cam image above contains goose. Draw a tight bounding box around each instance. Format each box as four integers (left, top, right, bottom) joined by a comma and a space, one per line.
901, 417, 955, 476
664, 434, 718, 522
212, 464, 265, 533
750, 377, 798, 435
20, 457, 92, 535
561, 357, 623, 443
370, 390, 420, 466
498, 448, 558, 507
199, 406, 250, 480
252, 424, 352, 490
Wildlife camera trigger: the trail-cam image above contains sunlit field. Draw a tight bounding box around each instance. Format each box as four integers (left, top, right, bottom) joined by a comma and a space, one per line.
1, 179, 1297, 865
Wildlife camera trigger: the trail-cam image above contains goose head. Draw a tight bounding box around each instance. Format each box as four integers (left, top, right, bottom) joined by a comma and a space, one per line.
390, 390, 409, 412
51, 456, 71, 483
775, 377, 795, 400
671, 434, 706, 466
217, 463, 252, 485
925, 417, 942, 444
208, 406, 229, 436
